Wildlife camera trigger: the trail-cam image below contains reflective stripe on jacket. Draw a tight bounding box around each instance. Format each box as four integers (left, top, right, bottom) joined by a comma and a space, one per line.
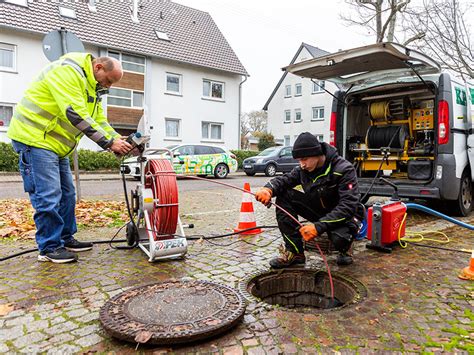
7, 52, 120, 157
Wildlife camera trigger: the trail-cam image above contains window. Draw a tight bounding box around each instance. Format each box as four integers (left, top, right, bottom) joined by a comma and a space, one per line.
316, 134, 324, 142
0, 43, 16, 72
108, 88, 144, 108
312, 106, 325, 120
0, 104, 14, 128
294, 109, 302, 122
4, 0, 28, 7
295, 83, 302, 96
212, 147, 225, 154
166, 73, 182, 94
194, 146, 214, 155
155, 29, 170, 41
59, 6, 77, 19
285, 85, 291, 97
280, 147, 292, 157
175, 145, 194, 156
312, 80, 325, 93
107, 50, 145, 74
202, 122, 223, 140
284, 135, 290, 146
165, 118, 180, 138
202, 80, 224, 100
284, 110, 291, 123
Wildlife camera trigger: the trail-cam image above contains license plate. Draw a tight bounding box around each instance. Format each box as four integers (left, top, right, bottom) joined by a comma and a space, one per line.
244, 165, 252, 169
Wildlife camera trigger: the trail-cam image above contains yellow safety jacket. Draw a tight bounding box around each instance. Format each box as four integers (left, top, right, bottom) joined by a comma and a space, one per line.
7, 52, 120, 157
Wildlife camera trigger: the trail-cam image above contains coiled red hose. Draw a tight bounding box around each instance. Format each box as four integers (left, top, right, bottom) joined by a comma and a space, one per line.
145, 159, 179, 240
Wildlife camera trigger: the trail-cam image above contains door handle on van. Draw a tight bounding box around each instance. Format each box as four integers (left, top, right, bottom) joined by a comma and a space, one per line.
450, 128, 470, 135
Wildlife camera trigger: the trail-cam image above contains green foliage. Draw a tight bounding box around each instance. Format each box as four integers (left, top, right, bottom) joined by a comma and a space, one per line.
230, 149, 259, 169
257, 132, 276, 151
0, 142, 19, 172
74, 149, 121, 171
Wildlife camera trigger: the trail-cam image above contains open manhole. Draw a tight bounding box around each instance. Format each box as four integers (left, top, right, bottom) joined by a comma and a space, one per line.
241, 269, 366, 310
100, 280, 246, 345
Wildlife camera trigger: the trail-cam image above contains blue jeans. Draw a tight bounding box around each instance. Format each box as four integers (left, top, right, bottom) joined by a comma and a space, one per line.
12, 140, 77, 254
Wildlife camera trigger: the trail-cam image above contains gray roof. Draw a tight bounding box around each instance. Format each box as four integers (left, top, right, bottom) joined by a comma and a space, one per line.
262, 43, 329, 110
0, 0, 248, 76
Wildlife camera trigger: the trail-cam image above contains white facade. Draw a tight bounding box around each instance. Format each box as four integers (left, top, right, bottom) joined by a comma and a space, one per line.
147, 60, 241, 149
266, 46, 336, 146
0, 28, 242, 150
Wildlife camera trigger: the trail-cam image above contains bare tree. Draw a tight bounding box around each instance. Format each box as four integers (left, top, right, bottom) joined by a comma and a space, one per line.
340, 0, 412, 43
240, 110, 267, 150
341, 0, 473, 80
402, 0, 473, 80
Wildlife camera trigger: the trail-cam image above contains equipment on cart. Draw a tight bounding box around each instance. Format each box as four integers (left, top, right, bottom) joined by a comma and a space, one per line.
366, 178, 407, 253
121, 135, 191, 262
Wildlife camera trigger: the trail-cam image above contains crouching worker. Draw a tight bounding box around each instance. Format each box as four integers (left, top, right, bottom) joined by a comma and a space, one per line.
255, 132, 364, 268
7, 53, 133, 263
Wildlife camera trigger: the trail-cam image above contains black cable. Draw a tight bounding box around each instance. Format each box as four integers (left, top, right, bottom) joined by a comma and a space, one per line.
360, 126, 402, 203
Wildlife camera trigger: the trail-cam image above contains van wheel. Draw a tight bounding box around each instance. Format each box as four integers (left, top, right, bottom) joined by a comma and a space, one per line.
214, 164, 229, 179
265, 164, 277, 177
448, 170, 472, 216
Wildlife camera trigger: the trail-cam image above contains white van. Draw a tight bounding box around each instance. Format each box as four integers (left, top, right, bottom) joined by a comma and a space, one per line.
285, 43, 474, 216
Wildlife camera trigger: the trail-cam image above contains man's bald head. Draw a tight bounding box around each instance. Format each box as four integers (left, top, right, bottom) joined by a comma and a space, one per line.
92, 56, 123, 88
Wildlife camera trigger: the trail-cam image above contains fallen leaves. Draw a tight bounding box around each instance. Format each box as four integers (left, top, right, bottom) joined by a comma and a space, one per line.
0, 303, 14, 316
0, 199, 128, 239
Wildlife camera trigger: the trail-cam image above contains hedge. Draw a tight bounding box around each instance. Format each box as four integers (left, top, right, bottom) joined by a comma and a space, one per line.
231, 149, 259, 169
0, 143, 120, 172
0, 143, 259, 172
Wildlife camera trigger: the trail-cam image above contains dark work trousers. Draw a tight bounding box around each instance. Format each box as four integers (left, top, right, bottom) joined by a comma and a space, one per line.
275, 188, 358, 254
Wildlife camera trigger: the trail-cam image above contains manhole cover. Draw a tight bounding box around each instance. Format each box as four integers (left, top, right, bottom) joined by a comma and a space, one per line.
100, 280, 246, 345
241, 269, 366, 311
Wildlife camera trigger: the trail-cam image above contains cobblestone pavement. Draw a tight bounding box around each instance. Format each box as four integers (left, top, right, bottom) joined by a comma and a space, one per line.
1, 187, 474, 354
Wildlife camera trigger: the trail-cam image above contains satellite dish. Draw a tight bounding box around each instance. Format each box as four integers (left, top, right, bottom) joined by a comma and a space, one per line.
42, 28, 85, 62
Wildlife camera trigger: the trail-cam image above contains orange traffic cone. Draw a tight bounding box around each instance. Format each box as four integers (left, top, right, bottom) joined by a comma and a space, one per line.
234, 183, 262, 235
458, 251, 474, 280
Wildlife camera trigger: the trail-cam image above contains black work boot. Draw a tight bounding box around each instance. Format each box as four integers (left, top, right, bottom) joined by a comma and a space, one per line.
336, 253, 353, 266
269, 245, 306, 269
38, 247, 78, 263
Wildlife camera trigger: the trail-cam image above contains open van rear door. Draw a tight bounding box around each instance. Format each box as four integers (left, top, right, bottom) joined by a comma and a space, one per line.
284, 42, 440, 86
467, 83, 474, 181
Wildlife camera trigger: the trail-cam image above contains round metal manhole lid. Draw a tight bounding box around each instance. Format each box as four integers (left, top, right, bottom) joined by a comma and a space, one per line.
99, 280, 246, 345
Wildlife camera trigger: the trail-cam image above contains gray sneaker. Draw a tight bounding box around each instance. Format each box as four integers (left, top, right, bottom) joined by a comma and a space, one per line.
38, 247, 78, 263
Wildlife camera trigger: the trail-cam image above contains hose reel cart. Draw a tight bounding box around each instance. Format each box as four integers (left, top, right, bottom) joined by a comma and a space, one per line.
125, 147, 189, 262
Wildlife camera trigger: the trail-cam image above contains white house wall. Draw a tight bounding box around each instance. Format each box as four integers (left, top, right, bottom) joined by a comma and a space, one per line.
0, 28, 241, 151
149, 59, 241, 150
267, 46, 335, 146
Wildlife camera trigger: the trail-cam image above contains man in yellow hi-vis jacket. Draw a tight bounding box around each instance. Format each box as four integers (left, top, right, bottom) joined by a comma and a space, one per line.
8, 52, 133, 263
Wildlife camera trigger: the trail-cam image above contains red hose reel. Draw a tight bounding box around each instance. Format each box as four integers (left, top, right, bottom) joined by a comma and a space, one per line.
144, 159, 180, 240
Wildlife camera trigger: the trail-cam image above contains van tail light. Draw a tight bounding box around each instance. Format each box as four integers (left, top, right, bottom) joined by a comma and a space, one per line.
329, 111, 337, 146
437, 100, 449, 145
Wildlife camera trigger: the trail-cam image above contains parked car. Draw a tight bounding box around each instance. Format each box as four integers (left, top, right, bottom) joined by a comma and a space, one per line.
122, 144, 238, 179
243, 146, 299, 176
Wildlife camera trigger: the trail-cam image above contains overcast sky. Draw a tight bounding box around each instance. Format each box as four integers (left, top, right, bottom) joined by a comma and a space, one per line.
173, 0, 374, 113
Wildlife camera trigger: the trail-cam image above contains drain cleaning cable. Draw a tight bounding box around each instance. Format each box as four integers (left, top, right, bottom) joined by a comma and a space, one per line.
155, 173, 336, 301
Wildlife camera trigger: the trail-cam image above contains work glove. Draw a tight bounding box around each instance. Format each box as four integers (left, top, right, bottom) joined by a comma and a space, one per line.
300, 224, 318, 242
255, 187, 272, 206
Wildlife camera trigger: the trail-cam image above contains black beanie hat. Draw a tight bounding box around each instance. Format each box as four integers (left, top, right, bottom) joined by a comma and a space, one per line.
292, 132, 323, 158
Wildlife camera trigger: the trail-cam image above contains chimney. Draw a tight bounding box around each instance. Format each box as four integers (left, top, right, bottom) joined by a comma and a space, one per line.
88, 0, 97, 12
131, 0, 139, 23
